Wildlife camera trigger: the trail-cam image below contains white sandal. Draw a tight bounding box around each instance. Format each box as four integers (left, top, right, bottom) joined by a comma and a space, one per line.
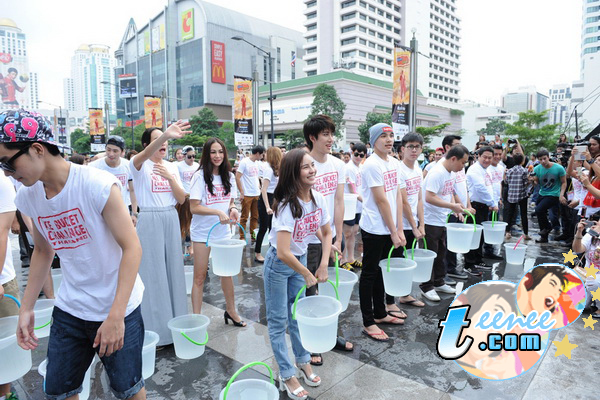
297, 364, 321, 387
279, 376, 308, 400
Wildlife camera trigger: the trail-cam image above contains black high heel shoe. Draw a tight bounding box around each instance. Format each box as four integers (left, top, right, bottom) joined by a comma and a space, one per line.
224, 311, 247, 327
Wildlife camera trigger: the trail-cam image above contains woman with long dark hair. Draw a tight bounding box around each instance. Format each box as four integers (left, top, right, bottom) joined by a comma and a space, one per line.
131, 123, 190, 346
254, 146, 282, 262
188, 138, 245, 326
264, 149, 332, 400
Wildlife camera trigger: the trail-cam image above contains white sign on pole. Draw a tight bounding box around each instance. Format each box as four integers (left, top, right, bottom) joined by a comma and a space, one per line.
234, 133, 254, 146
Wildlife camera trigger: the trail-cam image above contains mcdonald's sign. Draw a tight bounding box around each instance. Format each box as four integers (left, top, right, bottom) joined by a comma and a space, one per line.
211, 41, 226, 84
181, 9, 194, 41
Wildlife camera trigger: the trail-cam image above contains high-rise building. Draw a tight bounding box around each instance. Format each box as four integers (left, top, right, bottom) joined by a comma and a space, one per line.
580, 0, 600, 127
65, 44, 116, 114
301, 0, 461, 106
549, 84, 572, 126
0, 18, 37, 109
502, 86, 549, 120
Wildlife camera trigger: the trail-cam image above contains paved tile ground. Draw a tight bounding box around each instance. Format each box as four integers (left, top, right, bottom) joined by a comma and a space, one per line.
5, 214, 599, 400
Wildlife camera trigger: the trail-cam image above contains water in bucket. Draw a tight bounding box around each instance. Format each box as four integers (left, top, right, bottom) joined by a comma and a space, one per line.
445, 223, 475, 253
38, 358, 93, 400
343, 194, 358, 221
210, 239, 245, 276
184, 265, 194, 295
142, 330, 160, 379
33, 299, 55, 338
408, 249, 436, 283
294, 296, 342, 353
504, 244, 527, 265
379, 258, 417, 296
482, 221, 508, 245
0, 316, 32, 384
219, 362, 279, 400
167, 314, 210, 359
318, 268, 358, 311
51, 269, 62, 295
470, 225, 484, 249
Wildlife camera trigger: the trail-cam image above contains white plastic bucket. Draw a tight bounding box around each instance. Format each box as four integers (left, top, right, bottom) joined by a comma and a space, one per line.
38, 358, 92, 400
142, 330, 160, 379
167, 314, 210, 359
33, 299, 55, 338
405, 240, 436, 283
209, 239, 245, 276
51, 269, 62, 295
446, 223, 475, 254
219, 362, 279, 400
379, 256, 417, 296
470, 224, 484, 249
318, 267, 358, 312
504, 244, 527, 265
343, 193, 358, 221
293, 284, 342, 353
0, 316, 32, 384
482, 221, 508, 245
185, 265, 194, 295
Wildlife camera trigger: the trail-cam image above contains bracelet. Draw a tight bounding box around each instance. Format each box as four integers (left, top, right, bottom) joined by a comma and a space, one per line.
229, 207, 238, 212
574, 236, 583, 239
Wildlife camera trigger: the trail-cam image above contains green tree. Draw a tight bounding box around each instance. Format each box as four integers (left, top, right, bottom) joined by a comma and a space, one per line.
357, 112, 392, 144
70, 128, 90, 154
505, 110, 559, 154
172, 107, 216, 148
282, 129, 305, 150
308, 84, 346, 138
416, 123, 451, 146
218, 121, 236, 154
477, 118, 507, 137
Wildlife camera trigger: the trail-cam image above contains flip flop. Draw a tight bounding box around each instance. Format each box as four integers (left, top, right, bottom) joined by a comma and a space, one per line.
310, 353, 323, 366
334, 336, 354, 352
386, 309, 407, 319
374, 316, 404, 325
362, 329, 389, 342
398, 297, 425, 307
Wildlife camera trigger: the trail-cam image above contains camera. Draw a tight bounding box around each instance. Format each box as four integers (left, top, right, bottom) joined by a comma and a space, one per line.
507, 139, 517, 145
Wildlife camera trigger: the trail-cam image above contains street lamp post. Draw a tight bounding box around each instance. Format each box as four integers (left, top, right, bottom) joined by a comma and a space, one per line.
231, 36, 275, 147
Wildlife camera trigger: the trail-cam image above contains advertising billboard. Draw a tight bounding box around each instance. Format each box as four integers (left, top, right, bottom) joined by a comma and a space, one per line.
391, 49, 411, 141
89, 108, 106, 151
182, 9, 194, 41
118, 74, 138, 99
144, 95, 163, 129
233, 76, 254, 146
0, 52, 31, 109
211, 41, 226, 84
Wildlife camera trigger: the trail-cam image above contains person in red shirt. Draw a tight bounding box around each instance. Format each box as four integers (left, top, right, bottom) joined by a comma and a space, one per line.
1, 68, 26, 107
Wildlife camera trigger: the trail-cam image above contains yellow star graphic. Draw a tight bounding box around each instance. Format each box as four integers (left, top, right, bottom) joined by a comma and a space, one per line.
584, 264, 599, 278
552, 334, 578, 359
562, 249, 577, 265
592, 287, 600, 302
582, 315, 598, 330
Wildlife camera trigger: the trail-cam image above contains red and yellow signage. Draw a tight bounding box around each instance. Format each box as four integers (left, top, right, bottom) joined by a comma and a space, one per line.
211, 41, 226, 84
392, 49, 411, 139
182, 9, 194, 41
88, 108, 105, 136
144, 96, 163, 129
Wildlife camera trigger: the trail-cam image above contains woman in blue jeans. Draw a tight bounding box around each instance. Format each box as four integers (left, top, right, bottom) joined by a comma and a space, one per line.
264, 149, 333, 400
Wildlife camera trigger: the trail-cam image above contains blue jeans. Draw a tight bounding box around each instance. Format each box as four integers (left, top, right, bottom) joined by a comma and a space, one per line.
45, 306, 145, 400
263, 246, 311, 380
535, 195, 559, 233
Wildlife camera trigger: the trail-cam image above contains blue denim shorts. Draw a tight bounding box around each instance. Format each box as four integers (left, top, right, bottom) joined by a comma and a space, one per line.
45, 306, 145, 400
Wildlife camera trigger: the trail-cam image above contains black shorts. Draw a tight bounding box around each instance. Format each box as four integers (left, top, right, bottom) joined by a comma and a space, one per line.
343, 213, 361, 227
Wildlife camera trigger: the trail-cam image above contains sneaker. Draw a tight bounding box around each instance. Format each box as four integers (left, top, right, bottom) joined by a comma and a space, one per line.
447, 270, 469, 280
351, 260, 363, 269
435, 284, 456, 294
445, 277, 457, 286
464, 266, 483, 276
467, 262, 492, 270
483, 253, 503, 261
421, 289, 441, 301
340, 262, 355, 272
553, 234, 568, 241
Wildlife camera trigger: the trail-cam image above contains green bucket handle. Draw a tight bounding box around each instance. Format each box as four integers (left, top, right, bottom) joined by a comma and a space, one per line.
445, 210, 476, 232
206, 221, 248, 247
386, 245, 408, 272
405, 238, 428, 260
3, 294, 52, 331
222, 361, 275, 400
292, 280, 339, 320
181, 331, 209, 346
491, 210, 498, 228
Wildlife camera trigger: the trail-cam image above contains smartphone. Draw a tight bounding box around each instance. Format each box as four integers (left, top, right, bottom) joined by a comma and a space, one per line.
585, 220, 595, 229
574, 146, 587, 161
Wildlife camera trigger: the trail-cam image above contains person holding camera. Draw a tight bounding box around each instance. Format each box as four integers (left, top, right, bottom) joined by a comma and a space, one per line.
571, 219, 600, 318
532, 149, 567, 243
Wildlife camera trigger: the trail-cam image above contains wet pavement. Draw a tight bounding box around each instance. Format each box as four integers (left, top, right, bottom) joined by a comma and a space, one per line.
6, 215, 599, 400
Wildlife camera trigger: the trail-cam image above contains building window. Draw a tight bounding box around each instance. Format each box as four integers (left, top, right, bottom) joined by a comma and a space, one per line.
306, 0, 316, 7
359, 26, 367, 32
368, 41, 376, 48
377, 68, 384, 74
307, 23, 317, 31
307, 70, 317, 76
368, 66, 375, 72
359, 50, 366, 57
369, 54, 375, 60
307, 12, 317, 19
369, 5, 376, 12
342, 50, 357, 57
377, 56, 384, 62
307, 59, 317, 65
341, 0, 357, 9
341, 37, 357, 46
341, 25, 356, 33
306, 47, 317, 54
360, 13, 367, 20
342, 12, 356, 21
306, 35, 317, 42
360, 1, 367, 7
359, 38, 367, 45
359, 63, 367, 69
385, 71, 392, 76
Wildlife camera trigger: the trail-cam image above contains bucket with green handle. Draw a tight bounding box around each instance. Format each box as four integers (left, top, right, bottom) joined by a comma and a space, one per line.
481, 210, 507, 245
405, 238, 436, 283
219, 361, 278, 400
445, 210, 477, 253
318, 254, 357, 312
206, 222, 248, 276
378, 246, 417, 296
167, 314, 209, 359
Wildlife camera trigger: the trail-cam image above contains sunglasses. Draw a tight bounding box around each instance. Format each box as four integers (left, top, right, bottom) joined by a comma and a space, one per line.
353, 152, 365, 158
186, 155, 195, 159
0, 144, 31, 174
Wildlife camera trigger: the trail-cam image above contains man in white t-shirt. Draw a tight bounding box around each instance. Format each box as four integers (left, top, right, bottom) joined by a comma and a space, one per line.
0, 109, 148, 400
483, 144, 506, 260
235, 145, 265, 241
422, 147, 444, 178
177, 145, 199, 194
421, 145, 473, 302
342, 142, 366, 271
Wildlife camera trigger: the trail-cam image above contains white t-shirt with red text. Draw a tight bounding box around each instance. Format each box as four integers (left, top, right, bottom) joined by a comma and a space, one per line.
177, 160, 200, 194
309, 154, 346, 243
130, 157, 183, 208
89, 157, 132, 206
454, 168, 469, 207
237, 157, 261, 196
262, 164, 279, 194
398, 161, 422, 230
423, 161, 456, 227
269, 190, 330, 256
15, 164, 144, 321
0, 174, 16, 285
359, 153, 404, 235
189, 171, 238, 242
345, 161, 363, 214
489, 163, 505, 204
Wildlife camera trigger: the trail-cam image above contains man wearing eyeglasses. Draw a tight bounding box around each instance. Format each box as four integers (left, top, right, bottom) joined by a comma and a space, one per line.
177, 145, 199, 194
342, 143, 367, 272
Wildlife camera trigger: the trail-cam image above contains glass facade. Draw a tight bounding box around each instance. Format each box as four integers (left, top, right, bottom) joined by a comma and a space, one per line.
176, 39, 204, 109
152, 50, 166, 96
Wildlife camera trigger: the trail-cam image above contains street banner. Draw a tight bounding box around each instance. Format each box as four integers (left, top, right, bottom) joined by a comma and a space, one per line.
0, 51, 31, 109
89, 108, 106, 152
144, 95, 163, 129
233, 76, 253, 146
211, 41, 226, 84
182, 9, 194, 41
392, 49, 411, 141
144, 30, 151, 55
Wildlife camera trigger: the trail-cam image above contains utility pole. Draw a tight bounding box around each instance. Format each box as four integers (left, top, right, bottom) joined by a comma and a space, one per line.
409, 30, 418, 133
105, 101, 111, 137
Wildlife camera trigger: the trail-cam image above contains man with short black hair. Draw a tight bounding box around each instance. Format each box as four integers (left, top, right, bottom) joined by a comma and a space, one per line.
533, 148, 567, 243
342, 142, 367, 271
236, 145, 265, 241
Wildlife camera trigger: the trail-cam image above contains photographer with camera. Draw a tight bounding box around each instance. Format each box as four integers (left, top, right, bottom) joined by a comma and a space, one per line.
502, 138, 527, 169
571, 219, 600, 318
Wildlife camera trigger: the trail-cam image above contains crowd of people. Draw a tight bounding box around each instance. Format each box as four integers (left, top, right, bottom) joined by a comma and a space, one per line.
1, 108, 600, 400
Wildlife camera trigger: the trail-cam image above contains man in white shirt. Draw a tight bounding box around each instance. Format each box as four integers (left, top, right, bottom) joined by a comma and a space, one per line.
342, 142, 366, 271
422, 147, 444, 178
235, 145, 265, 242
483, 144, 506, 260
421, 145, 473, 301
177, 145, 199, 194
465, 146, 499, 271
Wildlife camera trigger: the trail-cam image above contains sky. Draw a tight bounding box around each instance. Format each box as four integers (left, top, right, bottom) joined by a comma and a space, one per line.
3, 0, 582, 108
